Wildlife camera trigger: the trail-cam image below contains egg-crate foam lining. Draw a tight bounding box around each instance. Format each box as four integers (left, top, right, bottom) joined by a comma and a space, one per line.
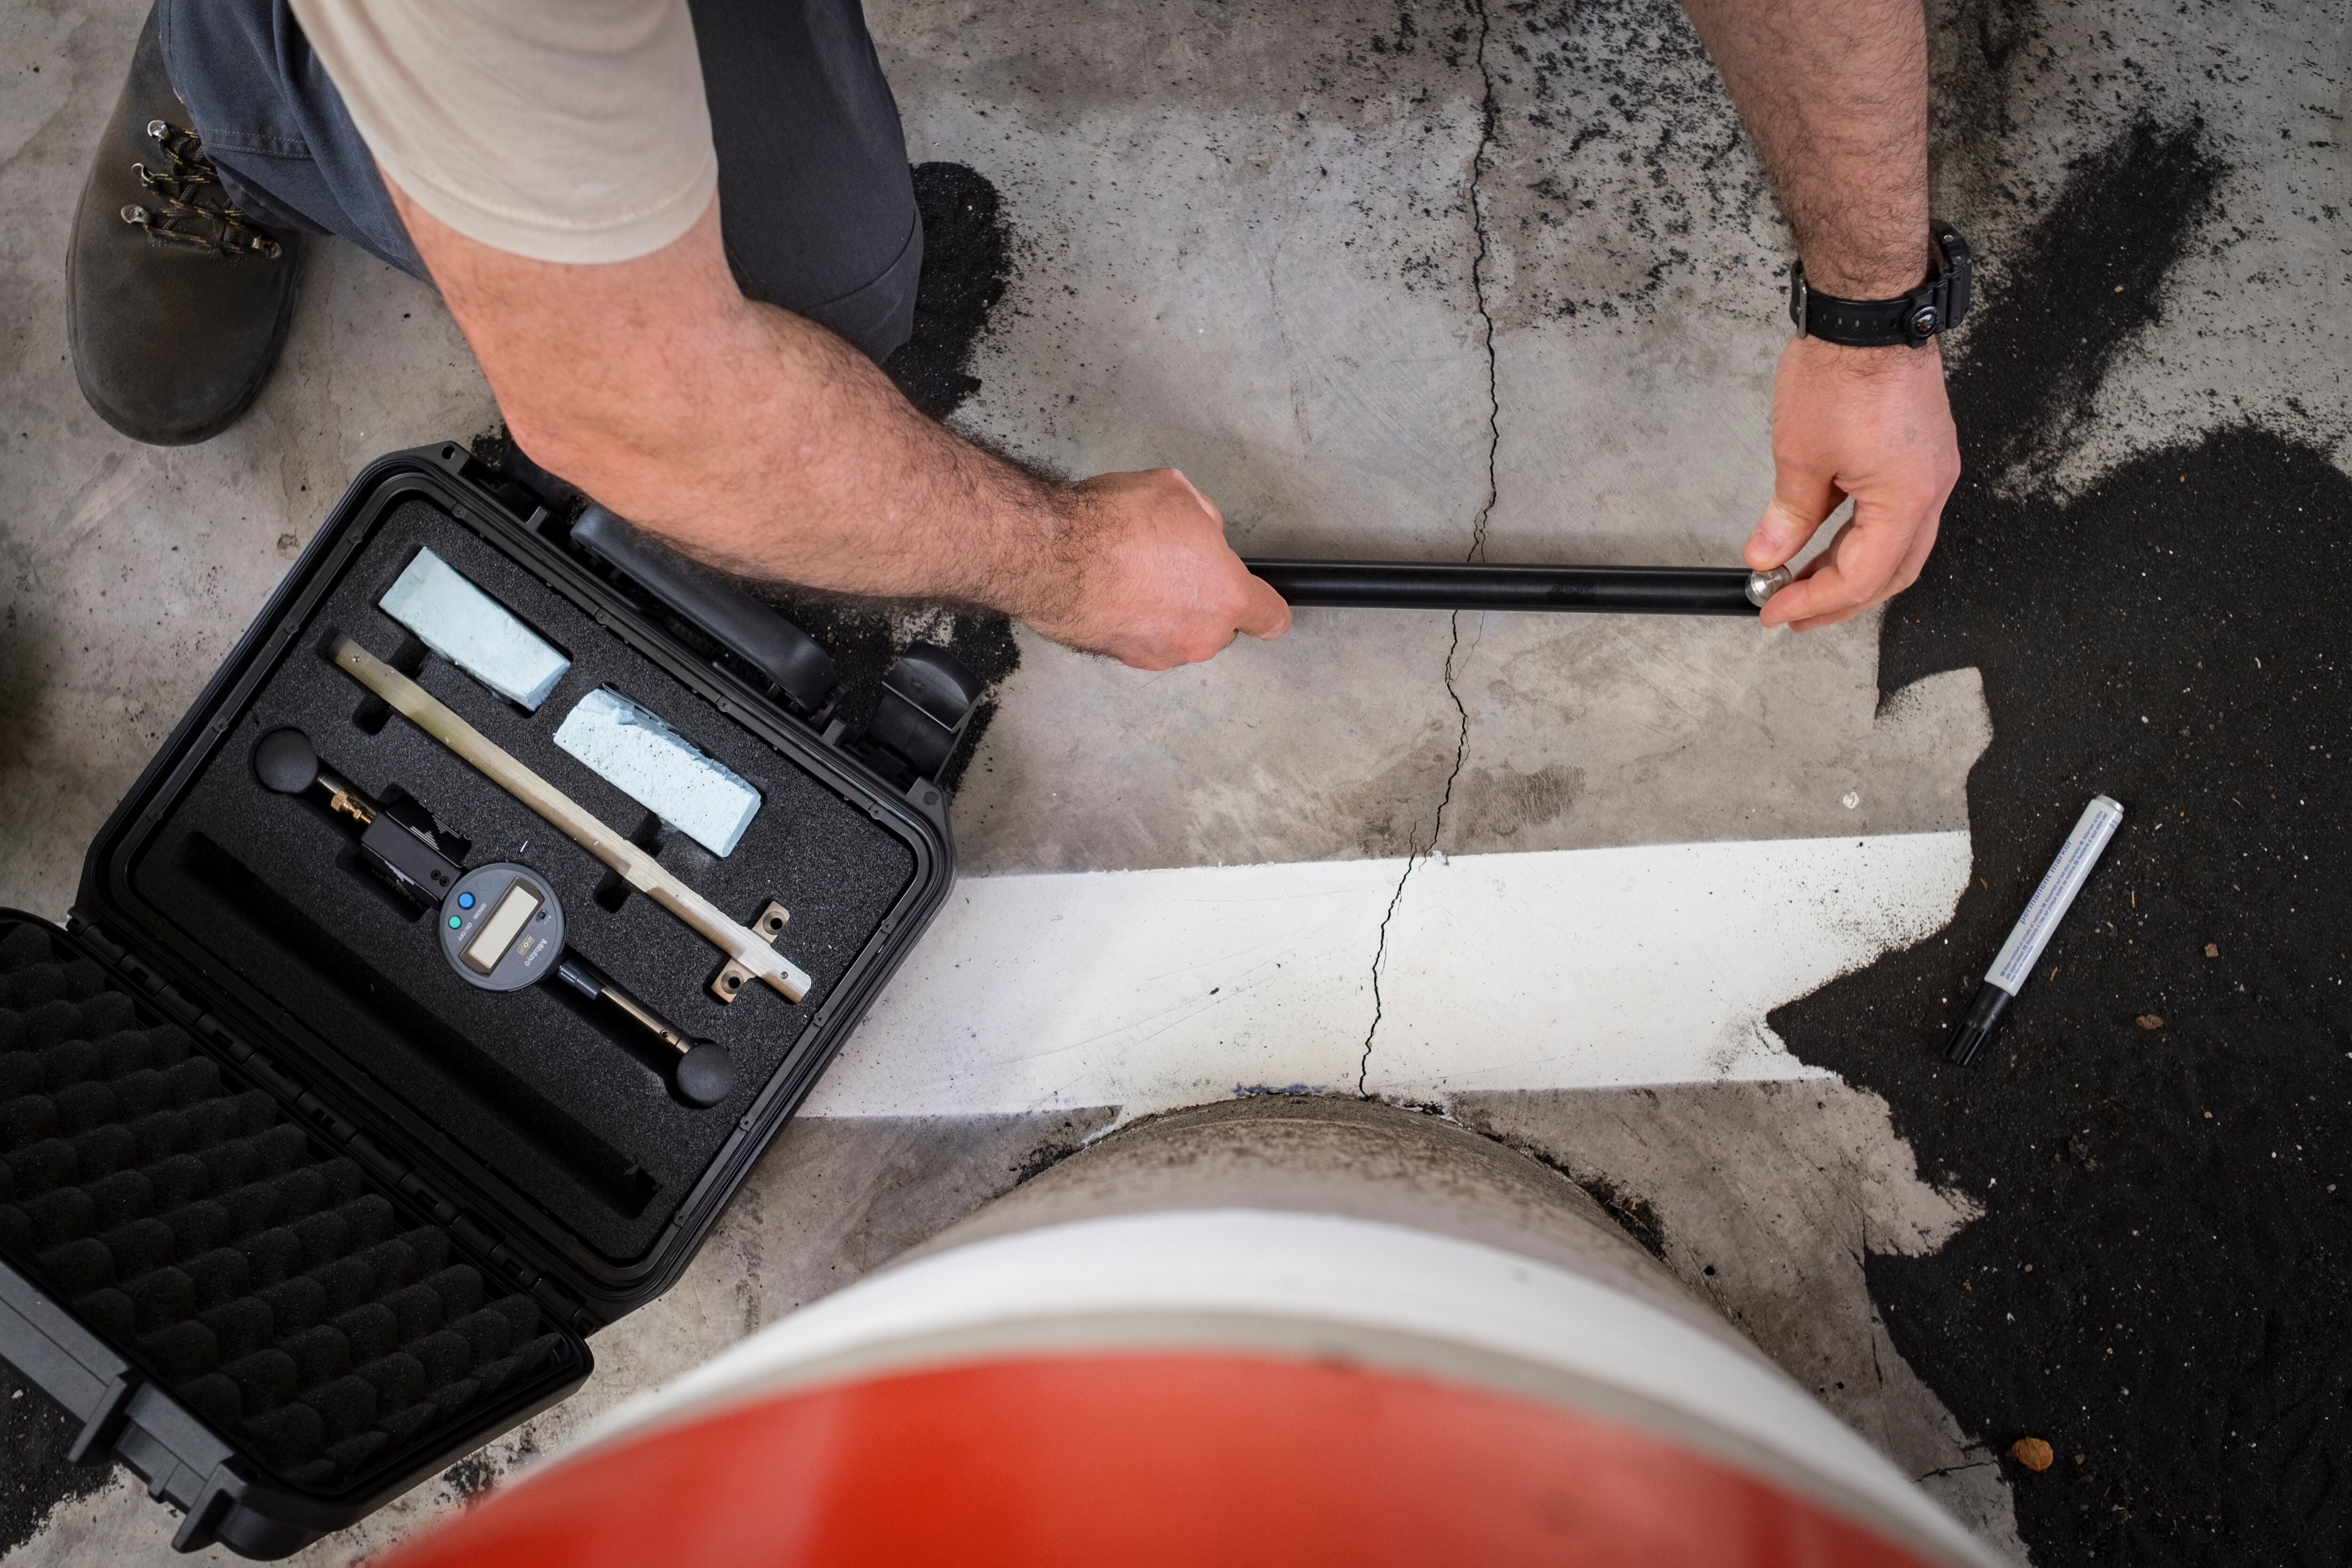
0, 920, 580, 1496
126, 499, 918, 1260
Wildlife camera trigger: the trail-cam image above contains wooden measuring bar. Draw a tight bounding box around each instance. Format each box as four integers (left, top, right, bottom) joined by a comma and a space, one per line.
330, 637, 812, 1003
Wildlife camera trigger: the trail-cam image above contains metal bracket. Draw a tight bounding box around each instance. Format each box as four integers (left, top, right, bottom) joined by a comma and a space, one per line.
711, 902, 791, 1004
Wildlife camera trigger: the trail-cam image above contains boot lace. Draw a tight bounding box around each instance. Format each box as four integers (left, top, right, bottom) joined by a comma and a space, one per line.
119, 119, 283, 260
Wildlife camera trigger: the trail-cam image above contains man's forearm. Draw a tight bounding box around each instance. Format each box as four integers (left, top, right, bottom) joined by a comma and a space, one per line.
544, 295, 1090, 621
393, 191, 1287, 668
446, 205, 1084, 619
1673, 0, 1958, 632
1680, 0, 1930, 296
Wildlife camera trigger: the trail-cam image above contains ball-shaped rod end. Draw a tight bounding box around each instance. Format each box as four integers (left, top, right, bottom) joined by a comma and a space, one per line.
253, 728, 320, 794
675, 1042, 736, 1108
1745, 565, 1794, 609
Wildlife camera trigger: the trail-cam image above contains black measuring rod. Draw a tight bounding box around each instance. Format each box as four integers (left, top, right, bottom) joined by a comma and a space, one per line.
1244, 559, 1779, 617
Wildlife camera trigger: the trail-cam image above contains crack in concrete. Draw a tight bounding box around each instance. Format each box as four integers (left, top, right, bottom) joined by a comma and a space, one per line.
1357, 0, 1502, 1096
1464, 0, 1502, 566
1912, 1458, 1998, 1484
1355, 618, 1472, 1094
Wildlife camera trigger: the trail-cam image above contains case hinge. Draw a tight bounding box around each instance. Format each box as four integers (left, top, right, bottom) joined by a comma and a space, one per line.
0, 1259, 302, 1553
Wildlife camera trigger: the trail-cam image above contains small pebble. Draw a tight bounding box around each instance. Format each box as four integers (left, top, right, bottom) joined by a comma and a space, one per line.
2136, 1014, 2164, 1030
2011, 1437, 2055, 1471
2204, 943, 2219, 958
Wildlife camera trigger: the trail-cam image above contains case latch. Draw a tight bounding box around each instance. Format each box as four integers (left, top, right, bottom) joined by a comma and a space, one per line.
861, 644, 984, 785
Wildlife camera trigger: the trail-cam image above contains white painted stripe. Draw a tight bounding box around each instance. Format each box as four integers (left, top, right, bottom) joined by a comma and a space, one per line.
580, 1210, 2002, 1568
808, 832, 1971, 1116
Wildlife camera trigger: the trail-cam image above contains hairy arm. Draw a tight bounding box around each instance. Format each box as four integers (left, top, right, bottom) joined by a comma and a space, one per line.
1680, 0, 1960, 629
389, 187, 1290, 669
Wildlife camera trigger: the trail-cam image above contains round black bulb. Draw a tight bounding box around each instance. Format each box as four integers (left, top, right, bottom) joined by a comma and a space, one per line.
252, 727, 321, 794
674, 1042, 735, 1108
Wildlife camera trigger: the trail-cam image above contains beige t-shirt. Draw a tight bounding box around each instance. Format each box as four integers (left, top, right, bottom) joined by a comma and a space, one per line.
287, 0, 716, 263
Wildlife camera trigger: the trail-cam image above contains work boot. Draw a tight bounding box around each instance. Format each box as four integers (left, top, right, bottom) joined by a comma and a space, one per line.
67, 8, 302, 446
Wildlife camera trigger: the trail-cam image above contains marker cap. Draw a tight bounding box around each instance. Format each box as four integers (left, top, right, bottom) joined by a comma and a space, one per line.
1944, 982, 2012, 1066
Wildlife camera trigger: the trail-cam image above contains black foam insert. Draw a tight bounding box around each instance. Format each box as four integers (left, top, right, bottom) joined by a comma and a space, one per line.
0, 921, 571, 1494
128, 500, 917, 1259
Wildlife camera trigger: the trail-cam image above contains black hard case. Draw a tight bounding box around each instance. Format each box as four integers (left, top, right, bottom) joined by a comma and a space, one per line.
0, 444, 961, 1555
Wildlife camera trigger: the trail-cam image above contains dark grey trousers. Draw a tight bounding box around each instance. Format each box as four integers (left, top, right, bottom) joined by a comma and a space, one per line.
155, 0, 923, 362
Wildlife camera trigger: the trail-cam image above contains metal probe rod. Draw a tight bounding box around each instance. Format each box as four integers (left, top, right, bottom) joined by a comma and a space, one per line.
330, 637, 812, 1003
556, 958, 694, 1053
1245, 559, 1788, 616
555, 955, 738, 1106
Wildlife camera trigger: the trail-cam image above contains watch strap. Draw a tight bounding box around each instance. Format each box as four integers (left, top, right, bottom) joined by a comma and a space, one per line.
1789, 220, 1971, 348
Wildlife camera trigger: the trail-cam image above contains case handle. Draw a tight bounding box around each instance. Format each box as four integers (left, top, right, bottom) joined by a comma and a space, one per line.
571, 506, 838, 713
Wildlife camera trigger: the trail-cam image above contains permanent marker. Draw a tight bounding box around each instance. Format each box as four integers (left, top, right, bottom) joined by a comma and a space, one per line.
1946, 795, 2126, 1066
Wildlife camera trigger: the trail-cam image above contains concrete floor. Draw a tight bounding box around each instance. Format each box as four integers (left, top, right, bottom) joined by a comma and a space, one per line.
1, 0, 2342, 1561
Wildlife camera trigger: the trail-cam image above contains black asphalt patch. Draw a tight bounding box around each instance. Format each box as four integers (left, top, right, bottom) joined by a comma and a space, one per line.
1772, 119, 2352, 1564
0, 1361, 113, 1558
884, 161, 1013, 422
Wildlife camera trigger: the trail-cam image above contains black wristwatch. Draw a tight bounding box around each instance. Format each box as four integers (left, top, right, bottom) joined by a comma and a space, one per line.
1788, 220, 1971, 348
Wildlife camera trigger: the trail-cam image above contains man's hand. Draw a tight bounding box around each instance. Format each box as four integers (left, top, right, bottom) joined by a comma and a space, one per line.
386, 188, 1287, 671
1681, 0, 1957, 629
1020, 469, 1292, 670
1746, 334, 1958, 629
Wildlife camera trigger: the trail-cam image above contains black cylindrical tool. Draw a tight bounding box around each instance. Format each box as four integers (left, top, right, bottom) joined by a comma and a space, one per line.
1244, 559, 1788, 616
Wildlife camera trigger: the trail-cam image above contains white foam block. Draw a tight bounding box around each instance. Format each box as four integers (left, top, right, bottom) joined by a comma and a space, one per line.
553, 688, 763, 858
379, 549, 572, 711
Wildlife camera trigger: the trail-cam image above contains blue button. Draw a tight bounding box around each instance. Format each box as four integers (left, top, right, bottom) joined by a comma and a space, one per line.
457, 891, 476, 909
